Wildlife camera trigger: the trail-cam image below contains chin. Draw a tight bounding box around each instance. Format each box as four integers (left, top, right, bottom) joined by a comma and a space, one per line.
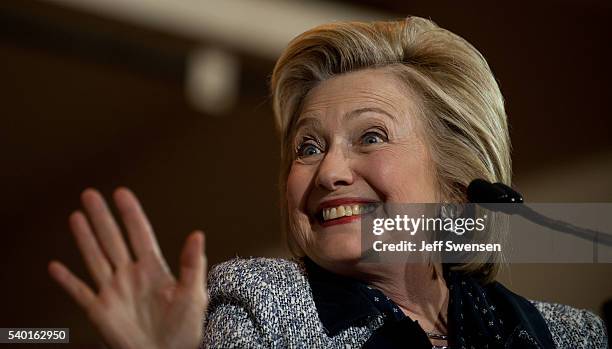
308, 234, 364, 272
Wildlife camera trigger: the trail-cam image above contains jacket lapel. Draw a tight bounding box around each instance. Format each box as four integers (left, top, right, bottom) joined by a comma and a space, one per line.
485, 282, 556, 348
304, 257, 382, 336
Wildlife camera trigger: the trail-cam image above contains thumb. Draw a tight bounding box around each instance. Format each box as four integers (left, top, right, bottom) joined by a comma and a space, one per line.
179, 230, 206, 292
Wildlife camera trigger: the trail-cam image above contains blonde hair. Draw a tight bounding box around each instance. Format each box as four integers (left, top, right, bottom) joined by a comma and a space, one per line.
270, 16, 511, 283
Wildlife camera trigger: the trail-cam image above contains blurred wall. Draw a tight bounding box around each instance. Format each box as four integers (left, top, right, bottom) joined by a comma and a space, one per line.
1, 0, 610, 346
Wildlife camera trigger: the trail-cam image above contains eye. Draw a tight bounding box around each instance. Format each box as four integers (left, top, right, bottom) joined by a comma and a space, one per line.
296, 141, 323, 158
361, 131, 387, 145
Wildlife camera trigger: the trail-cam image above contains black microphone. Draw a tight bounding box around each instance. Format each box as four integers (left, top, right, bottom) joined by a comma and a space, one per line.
467, 179, 612, 251
467, 179, 523, 214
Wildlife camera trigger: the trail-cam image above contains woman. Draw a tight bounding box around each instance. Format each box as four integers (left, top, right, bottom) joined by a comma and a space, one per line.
49, 17, 607, 348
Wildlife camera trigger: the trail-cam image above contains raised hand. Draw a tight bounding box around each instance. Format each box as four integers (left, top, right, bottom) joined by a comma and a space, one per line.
48, 188, 207, 349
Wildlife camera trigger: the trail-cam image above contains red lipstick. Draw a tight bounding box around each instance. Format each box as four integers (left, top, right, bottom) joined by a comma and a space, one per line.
315, 198, 380, 227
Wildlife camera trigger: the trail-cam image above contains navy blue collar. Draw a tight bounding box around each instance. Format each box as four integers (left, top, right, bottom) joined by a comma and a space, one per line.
483, 281, 556, 348
304, 257, 381, 336
303, 257, 555, 348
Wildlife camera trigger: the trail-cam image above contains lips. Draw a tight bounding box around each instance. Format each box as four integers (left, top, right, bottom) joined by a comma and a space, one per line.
313, 198, 380, 227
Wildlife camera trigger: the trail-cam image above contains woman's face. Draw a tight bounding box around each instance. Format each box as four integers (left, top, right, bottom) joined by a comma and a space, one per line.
286, 68, 439, 273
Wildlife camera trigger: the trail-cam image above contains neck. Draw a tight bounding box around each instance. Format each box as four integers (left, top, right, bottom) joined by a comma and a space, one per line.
356, 262, 449, 334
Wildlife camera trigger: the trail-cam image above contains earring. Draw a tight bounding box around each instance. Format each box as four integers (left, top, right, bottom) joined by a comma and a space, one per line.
440, 204, 463, 236
440, 204, 456, 220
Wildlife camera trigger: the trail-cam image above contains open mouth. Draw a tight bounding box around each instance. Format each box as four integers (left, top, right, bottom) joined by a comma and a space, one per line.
314, 202, 380, 226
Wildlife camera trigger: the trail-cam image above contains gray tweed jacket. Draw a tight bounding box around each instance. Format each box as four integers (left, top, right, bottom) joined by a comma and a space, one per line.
201, 257, 608, 348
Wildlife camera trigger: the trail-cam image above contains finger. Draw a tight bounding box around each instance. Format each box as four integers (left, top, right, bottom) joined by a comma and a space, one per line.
69, 211, 113, 287
112, 187, 162, 261
48, 260, 96, 310
81, 188, 131, 268
179, 231, 206, 292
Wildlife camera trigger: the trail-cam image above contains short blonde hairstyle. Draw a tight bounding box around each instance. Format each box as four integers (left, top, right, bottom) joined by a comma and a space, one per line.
270, 16, 511, 283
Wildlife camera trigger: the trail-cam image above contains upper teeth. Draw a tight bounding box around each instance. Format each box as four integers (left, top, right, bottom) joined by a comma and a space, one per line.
322, 204, 375, 221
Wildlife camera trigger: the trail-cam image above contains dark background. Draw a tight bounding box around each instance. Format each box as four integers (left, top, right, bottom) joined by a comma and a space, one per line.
1, 0, 611, 347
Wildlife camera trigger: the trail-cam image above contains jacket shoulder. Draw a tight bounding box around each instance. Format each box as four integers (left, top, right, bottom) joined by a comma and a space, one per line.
204, 257, 380, 348
205, 257, 331, 347
531, 300, 608, 348
203, 257, 309, 348
207, 256, 307, 300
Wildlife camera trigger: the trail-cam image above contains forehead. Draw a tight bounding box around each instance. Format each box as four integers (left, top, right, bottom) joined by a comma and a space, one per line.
299, 68, 416, 119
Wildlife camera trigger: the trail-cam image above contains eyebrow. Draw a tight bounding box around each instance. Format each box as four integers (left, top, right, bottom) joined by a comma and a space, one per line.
294, 107, 396, 131
346, 107, 396, 121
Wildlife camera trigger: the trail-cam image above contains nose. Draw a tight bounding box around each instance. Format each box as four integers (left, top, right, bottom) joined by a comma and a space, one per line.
315, 144, 354, 191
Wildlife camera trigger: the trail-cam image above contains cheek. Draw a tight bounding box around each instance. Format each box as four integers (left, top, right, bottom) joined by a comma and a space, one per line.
286, 164, 316, 253
360, 147, 438, 202
286, 165, 312, 211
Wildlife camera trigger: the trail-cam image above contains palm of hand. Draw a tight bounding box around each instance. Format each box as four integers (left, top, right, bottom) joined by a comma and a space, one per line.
48, 188, 207, 349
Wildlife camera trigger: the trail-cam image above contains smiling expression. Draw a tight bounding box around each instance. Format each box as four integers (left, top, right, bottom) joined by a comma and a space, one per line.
285, 67, 440, 274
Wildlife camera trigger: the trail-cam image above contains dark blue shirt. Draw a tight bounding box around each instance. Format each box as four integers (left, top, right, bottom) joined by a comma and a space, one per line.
303, 257, 555, 349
